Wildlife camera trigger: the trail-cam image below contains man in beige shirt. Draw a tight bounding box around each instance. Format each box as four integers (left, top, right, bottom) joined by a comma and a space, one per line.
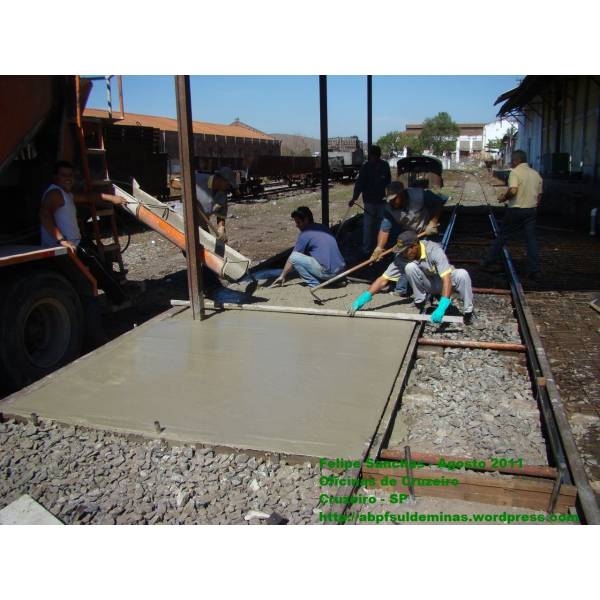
482, 150, 543, 280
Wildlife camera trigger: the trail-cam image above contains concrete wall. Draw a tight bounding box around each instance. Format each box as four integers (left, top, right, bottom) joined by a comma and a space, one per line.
511, 77, 600, 226
517, 105, 543, 172
520, 77, 600, 181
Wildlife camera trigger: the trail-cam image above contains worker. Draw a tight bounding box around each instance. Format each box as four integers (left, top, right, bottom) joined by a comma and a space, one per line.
271, 206, 346, 288
370, 180, 445, 296
481, 149, 543, 280
195, 166, 239, 242
349, 230, 474, 324
39, 160, 127, 304
348, 145, 391, 255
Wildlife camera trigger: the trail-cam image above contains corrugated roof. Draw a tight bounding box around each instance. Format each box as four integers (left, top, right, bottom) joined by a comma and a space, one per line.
495, 76, 551, 117
83, 108, 275, 141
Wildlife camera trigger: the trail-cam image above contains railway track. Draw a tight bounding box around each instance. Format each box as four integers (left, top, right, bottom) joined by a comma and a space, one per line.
327, 172, 600, 524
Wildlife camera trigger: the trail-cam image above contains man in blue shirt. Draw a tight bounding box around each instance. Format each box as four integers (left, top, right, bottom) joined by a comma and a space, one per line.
271, 206, 346, 288
348, 145, 391, 255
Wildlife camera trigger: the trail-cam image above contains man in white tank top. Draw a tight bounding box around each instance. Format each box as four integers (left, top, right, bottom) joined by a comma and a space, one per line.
39, 160, 127, 304
40, 160, 125, 251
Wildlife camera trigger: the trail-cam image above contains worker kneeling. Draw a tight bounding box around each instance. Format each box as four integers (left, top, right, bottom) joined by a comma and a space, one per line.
271, 206, 346, 288
349, 230, 474, 324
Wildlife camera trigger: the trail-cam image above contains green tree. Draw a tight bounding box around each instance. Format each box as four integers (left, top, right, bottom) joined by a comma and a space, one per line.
419, 112, 460, 156
486, 137, 504, 151
376, 131, 424, 156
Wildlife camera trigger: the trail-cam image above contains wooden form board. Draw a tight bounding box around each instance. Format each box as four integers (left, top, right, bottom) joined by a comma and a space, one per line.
362, 466, 577, 514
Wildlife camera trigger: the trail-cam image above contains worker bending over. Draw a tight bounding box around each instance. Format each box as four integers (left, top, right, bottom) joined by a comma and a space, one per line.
39, 160, 127, 304
349, 230, 474, 324
371, 181, 446, 296
371, 181, 447, 297
195, 166, 238, 242
271, 206, 346, 288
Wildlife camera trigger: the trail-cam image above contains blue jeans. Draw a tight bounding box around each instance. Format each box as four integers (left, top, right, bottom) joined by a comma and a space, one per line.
487, 207, 540, 273
362, 203, 386, 254
382, 221, 411, 294
290, 251, 338, 288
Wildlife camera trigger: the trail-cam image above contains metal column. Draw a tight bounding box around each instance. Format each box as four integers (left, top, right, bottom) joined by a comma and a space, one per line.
319, 75, 329, 227
175, 75, 205, 320
367, 75, 372, 153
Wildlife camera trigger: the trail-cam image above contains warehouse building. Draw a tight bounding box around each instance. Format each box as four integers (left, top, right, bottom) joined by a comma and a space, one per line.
495, 75, 600, 226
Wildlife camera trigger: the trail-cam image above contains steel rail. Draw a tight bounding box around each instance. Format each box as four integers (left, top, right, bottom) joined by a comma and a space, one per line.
487, 208, 600, 523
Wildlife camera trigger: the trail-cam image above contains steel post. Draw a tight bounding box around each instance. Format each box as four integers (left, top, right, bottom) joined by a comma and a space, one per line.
367, 75, 372, 153
175, 75, 205, 320
117, 75, 124, 118
319, 75, 329, 227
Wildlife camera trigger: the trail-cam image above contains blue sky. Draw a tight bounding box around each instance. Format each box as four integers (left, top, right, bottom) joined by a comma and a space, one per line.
88, 75, 521, 140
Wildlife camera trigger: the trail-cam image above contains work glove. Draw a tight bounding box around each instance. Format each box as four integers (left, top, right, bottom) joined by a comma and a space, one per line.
369, 247, 384, 262
431, 296, 451, 323
424, 222, 439, 236
347, 291, 372, 316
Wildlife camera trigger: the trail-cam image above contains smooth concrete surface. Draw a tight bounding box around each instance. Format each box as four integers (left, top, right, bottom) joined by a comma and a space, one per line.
0, 495, 62, 525
1, 309, 414, 458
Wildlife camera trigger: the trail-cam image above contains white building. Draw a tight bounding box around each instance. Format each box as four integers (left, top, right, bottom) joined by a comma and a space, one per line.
482, 119, 518, 157
405, 123, 486, 162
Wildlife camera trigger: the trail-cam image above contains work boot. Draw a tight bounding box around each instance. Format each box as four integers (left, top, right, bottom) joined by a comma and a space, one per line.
463, 311, 475, 326
414, 300, 426, 313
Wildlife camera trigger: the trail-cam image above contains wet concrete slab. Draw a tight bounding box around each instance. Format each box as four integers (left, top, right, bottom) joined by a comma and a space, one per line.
1, 308, 414, 458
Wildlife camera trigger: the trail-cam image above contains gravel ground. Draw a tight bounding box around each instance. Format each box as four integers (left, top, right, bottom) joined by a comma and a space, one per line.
0, 419, 324, 525
389, 348, 548, 465
421, 295, 521, 343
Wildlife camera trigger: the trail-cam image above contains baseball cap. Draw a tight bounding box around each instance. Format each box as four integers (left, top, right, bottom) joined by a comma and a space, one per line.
386, 181, 405, 201
395, 230, 418, 254
216, 166, 239, 190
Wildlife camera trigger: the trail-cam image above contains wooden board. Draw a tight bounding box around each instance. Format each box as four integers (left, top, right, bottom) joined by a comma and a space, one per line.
362, 466, 577, 513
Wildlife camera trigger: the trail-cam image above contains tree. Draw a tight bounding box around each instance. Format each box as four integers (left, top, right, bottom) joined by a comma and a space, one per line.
486, 137, 504, 151
376, 130, 424, 156
419, 112, 460, 156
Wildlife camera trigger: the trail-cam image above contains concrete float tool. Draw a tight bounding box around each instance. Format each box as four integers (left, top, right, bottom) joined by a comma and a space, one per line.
170, 299, 464, 323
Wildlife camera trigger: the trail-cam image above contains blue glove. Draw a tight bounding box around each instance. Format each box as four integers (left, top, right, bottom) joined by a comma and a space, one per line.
351, 291, 372, 312
431, 296, 451, 323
